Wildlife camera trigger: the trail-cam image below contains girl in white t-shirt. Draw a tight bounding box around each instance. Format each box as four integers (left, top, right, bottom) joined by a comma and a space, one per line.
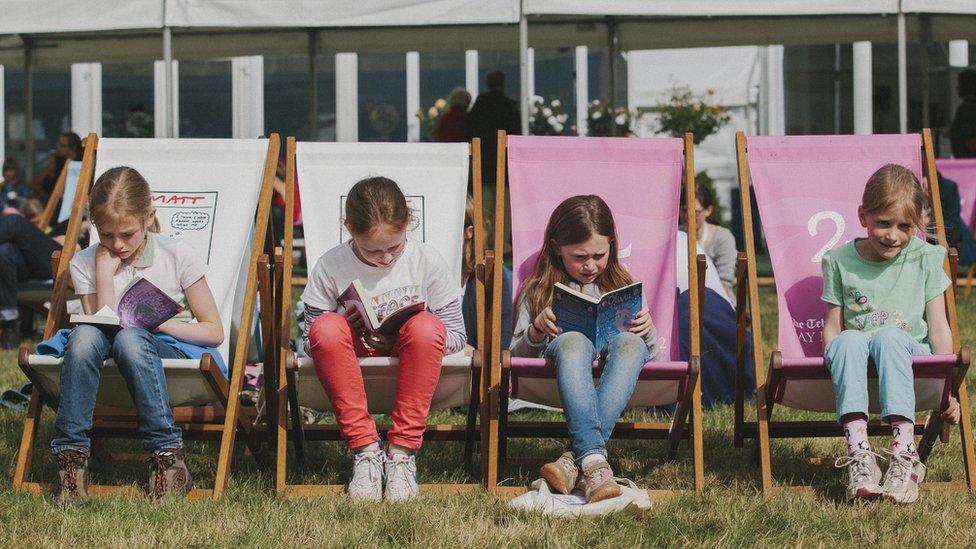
300, 176, 465, 502
49, 166, 223, 506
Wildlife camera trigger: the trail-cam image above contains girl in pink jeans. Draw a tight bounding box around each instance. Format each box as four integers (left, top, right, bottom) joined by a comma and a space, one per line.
299, 176, 466, 502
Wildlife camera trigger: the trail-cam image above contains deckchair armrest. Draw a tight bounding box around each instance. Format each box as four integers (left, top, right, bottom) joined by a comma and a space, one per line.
954, 346, 972, 393
949, 247, 959, 280
735, 252, 749, 313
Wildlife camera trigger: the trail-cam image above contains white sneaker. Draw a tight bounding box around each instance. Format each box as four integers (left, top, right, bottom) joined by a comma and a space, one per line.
881, 450, 926, 504
384, 453, 419, 502
347, 450, 384, 501
834, 448, 884, 501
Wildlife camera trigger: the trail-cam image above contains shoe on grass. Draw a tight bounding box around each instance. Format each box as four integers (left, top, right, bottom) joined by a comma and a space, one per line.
881, 449, 925, 504
147, 448, 192, 501
540, 451, 578, 495
384, 453, 419, 502
834, 448, 884, 501
582, 459, 621, 504
54, 450, 90, 507
348, 450, 384, 502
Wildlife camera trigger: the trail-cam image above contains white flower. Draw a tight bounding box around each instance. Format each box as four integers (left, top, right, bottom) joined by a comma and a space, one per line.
551, 99, 562, 108
543, 107, 552, 117
428, 107, 438, 117
554, 123, 564, 132
6, 191, 16, 200
615, 114, 627, 125
547, 116, 557, 126
592, 99, 601, 106
532, 94, 544, 104
531, 106, 539, 115
592, 111, 602, 120
557, 114, 568, 123
434, 99, 447, 109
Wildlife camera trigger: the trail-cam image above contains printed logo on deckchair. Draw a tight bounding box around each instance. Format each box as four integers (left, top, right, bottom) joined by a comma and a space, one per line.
153, 191, 218, 263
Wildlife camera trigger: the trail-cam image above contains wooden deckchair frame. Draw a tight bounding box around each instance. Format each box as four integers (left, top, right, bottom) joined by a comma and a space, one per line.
12, 133, 282, 500
733, 129, 976, 495
274, 137, 497, 495
490, 132, 706, 498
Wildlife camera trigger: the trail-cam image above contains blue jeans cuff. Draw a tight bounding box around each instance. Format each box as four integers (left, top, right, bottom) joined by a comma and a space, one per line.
51, 444, 90, 456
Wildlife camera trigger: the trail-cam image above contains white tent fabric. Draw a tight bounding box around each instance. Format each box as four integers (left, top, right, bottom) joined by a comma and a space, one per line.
523, 0, 899, 16
902, 1, 976, 14
0, 0, 163, 34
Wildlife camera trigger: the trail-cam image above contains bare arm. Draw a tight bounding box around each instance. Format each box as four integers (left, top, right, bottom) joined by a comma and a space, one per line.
925, 293, 952, 355
155, 277, 224, 347
94, 245, 121, 312
822, 304, 843, 347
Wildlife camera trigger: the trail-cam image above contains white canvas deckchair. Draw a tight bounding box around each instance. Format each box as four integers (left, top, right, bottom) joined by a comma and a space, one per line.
275, 138, 495, 495
13, 134, 280, 499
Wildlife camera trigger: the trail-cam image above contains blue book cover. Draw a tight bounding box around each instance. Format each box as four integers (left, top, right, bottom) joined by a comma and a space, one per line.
551, 282, 643, 351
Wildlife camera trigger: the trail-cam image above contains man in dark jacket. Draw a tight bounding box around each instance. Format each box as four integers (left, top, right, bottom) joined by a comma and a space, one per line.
949, 69, 976, 158
466, 71, 521, 185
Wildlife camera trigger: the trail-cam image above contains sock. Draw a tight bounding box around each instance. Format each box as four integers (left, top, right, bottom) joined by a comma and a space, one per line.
354, 442, 381, 456
580, 453, 605, 469
387, 445, 414, 460
890, 417, 918, 456
842, 416, 870, 455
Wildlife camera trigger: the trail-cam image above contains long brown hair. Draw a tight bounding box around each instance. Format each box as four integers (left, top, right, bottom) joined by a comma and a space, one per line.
861, 163, 927, 231
344, 176, 411, 235
517, 195, 633, 318
89, 166, 160, 232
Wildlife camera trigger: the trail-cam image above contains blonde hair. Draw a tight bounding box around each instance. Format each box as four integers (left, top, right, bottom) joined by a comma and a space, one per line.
89, 166, 160, 232
344, 176, 410, 236
517, 195, 633, 319
862, 164, 927, 230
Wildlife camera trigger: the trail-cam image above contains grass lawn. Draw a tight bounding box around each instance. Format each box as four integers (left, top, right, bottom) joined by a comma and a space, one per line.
2, 285, 976, 546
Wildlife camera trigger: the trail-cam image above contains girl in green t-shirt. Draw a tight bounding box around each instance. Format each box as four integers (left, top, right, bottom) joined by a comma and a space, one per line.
822, 164, 960, 504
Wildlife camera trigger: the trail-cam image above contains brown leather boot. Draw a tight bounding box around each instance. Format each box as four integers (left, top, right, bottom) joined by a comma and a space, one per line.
147, 448, 193, 501
54, 450, 90, 506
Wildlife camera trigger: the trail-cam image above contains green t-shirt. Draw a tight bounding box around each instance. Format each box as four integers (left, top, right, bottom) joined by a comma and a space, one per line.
820, 238, 950, 352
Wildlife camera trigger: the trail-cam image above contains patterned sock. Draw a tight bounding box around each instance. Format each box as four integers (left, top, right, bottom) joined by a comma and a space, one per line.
890, 417, 918, 456
842, 416, 870, 455
580, 453, 605, 469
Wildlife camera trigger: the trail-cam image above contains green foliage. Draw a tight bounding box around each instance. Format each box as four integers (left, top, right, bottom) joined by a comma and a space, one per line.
586, 99, 632, 137
655, 86, 731, 144
415, 98, 448, 142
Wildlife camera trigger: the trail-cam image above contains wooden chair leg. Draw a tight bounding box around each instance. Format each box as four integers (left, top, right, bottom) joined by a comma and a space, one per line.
12, 388, 44, 491
463, 366, 481, 470
286, 367, 305, 464
498, 367, 510, 469
918, 410, 943, 464
966, 265, 975, 298
956, 381, 976, 492
691, 370, 705, 492
668, 357, 699, 460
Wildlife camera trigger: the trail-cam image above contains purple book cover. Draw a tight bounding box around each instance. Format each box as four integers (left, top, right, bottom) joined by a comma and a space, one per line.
116, 278, 183, 330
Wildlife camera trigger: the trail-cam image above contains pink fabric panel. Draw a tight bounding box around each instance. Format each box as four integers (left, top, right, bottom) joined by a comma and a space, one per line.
936, 159, 976, 229
506, 135, 684, 360
747, 134, 922, 358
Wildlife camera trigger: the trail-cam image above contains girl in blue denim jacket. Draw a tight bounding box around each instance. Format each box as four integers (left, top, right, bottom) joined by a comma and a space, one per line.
510, 195, 658, 503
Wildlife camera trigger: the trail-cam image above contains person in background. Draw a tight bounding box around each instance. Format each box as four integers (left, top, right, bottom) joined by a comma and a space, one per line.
681, 180, 737, 303
438, 88, 472, 143
460, 196, 512, 350
30, 132, 83, 206
949, 69, 976, 158
2, 157, 32, 210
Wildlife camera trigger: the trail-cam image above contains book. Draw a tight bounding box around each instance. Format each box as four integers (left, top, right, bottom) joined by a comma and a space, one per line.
551, 281, 643, 351
70, 277, 184, 335
338, 279, 426, 338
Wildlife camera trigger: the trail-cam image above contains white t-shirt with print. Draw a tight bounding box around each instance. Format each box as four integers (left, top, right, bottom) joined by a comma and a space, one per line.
69, 232, 207, 312
301, 240, 456, 315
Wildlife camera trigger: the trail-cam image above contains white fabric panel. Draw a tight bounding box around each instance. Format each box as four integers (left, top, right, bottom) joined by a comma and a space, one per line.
165, 0, 520, 27
232, 56, 265, 139
949, 40, 969, 67
335, 53, 358, 143
465, 50, 479, 97
853, 42, 873, 135
406, 52, 420, 143
30, 356, 220, 407
93, 138, 269, 362
523, 0, 898, 16
153, 60, 179, 138
761, 45, 786, 136
781, 378, 947, 413
516, 378, 681, 409
902, 0, 976, 14
0, 0, 163, 33
627, 46, 759, 108
574, 46, 588, 136
71, 63, 102, 137
296, 141, 469, 292
296, 356, 472, 412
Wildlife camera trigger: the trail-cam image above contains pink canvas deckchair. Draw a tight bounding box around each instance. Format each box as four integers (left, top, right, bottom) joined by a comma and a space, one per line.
491, 133, 705, 494
936, 158, 976, 295
734, 130, 976, 494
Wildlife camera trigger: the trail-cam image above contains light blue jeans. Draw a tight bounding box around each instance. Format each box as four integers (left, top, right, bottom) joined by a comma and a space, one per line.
825, 327, 928, 423
51, 325, 187, 455
544, 331, 649, 463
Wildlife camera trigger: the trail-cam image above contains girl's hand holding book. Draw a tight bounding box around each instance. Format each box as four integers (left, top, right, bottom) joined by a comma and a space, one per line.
365, 332, 395, 352
343, 307, 366, 333
628, 308, 652, 338
529, 307, 561, 343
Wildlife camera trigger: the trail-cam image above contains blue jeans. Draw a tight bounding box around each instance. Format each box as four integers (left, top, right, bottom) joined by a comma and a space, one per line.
51, 325, 187, 455
825, 327, 928, 423
544, 331, 649, 463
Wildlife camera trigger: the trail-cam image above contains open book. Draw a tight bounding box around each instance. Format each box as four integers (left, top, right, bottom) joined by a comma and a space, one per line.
338, 279, 426, 338
551, 281, 643, 351
70, 277, 184, 335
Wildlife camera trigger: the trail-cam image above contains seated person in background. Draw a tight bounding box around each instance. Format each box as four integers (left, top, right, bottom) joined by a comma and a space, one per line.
438, 88, 471, 144
0, 212, 63, 349
681, 180, 737, 304
934, 172, 976, 268
2, 157, 32, 208
461, 196, 512, 350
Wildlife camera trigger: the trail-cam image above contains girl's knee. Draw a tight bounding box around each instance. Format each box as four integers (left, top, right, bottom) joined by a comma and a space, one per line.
111, 328, 155, 360
308, 312, 354, 350
400, 311, 446, 348
609, 331, 646, 355
66, 324, 110, 354
868, 326, 911, 351
549, 331, 596, 359
827, 329, 869, 351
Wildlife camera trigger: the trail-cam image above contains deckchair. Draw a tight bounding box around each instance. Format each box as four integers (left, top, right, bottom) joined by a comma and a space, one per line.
935, 158, 976, 295
274, 138, 496, 495
733, 130, 976, 494
492, 133, 705, 496
13, 134, 281, 499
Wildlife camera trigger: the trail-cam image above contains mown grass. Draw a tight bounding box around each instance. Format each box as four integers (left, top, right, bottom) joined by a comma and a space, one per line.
1, 285, 974, 547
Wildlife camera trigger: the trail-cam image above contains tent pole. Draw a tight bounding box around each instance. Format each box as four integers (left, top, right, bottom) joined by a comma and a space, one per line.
897, 10, 907, 134
607, 17, 617, 136
519, 11, 529, 135
163, 26, 174, 138
308, 29, 319, 141
919, 15, 931, 131
22, 36, 33, 180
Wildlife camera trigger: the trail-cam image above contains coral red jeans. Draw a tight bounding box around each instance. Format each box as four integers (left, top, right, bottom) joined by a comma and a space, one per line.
307, 311, 446, 450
